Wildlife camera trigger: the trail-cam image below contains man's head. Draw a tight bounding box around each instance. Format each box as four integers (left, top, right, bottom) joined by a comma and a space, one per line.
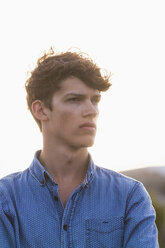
25, 48, 111, 132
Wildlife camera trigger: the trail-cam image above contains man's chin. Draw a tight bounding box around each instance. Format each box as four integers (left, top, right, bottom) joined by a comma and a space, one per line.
69, 136, 95, 149
79, 139, 95, 148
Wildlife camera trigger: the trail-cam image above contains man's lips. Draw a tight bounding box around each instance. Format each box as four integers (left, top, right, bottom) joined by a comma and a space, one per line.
79, 123, 96, 131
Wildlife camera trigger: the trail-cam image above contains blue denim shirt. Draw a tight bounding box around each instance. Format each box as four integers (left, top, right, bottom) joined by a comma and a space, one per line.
0, 151, 159, 248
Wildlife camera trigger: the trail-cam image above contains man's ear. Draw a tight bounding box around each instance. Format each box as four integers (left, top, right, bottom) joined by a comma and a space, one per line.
31, 100, 49, 122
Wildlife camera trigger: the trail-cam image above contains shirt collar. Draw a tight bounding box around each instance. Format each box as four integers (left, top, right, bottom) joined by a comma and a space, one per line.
82, 153, 95, 188
29, 150, 96, 187
29, 151, 50, 186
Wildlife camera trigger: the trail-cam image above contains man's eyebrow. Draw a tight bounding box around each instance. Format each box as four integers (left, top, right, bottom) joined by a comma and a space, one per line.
65, 93, 85, 97
64, 93, 101, 98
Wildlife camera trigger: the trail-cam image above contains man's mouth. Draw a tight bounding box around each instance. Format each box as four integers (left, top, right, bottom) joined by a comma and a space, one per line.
79, 122, 96, 131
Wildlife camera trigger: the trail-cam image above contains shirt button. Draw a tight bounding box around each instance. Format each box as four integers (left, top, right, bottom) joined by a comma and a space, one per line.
63, 224, 68, 231
41, 180, 45, 185
54, 196, 59, 201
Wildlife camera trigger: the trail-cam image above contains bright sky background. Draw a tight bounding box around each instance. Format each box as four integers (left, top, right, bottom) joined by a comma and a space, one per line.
0, 0, 165, 178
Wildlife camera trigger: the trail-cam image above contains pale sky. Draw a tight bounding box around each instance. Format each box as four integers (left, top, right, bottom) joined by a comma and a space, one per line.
0, 0, 165, 178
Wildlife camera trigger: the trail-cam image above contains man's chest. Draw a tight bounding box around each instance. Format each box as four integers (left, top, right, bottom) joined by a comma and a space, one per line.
58, 188, 72, 208
57, 182, 82, 208
16, 196, 124, 248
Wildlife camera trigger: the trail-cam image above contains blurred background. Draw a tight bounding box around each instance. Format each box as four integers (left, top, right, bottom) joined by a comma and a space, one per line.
0, 0, 164, 246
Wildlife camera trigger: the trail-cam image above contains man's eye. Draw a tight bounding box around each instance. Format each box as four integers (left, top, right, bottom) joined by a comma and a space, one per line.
68, 98, 80, 102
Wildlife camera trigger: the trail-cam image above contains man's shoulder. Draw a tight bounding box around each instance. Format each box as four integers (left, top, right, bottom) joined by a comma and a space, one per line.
0, 169, 29, 199
0, 169, 28, 183
95, 165, 142, 192
95, 165, 139, 182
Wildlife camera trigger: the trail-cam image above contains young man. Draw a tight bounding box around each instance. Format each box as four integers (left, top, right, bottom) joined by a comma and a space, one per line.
0, 49, 159, 247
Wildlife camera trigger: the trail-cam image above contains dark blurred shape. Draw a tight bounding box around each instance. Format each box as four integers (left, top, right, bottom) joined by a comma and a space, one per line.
121, 166, 165, 248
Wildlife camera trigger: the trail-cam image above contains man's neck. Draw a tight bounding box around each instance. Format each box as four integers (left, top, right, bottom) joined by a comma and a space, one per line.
39, 144, 89, 185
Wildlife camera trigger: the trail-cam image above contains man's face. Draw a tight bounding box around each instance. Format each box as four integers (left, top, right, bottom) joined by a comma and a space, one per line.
44, 76, 101, 149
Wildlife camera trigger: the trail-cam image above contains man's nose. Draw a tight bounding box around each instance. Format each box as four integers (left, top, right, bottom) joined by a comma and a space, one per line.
82, 100, 99, 117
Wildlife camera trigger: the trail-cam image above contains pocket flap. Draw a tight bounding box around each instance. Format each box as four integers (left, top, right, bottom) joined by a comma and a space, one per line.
86, 217, 124, 233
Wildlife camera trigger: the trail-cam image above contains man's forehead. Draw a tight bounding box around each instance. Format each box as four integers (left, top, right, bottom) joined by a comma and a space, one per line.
57, 77, 100, 96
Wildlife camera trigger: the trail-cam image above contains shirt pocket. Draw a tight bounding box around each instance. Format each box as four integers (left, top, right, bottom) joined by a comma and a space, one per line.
86, 217, 124, 248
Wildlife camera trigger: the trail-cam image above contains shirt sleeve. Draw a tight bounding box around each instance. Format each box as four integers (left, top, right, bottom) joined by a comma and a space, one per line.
123, 182, 159, 248
0, 192, 16, 248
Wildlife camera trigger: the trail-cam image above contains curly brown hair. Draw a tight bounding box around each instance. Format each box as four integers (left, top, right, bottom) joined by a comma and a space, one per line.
25, 48, 111, 131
